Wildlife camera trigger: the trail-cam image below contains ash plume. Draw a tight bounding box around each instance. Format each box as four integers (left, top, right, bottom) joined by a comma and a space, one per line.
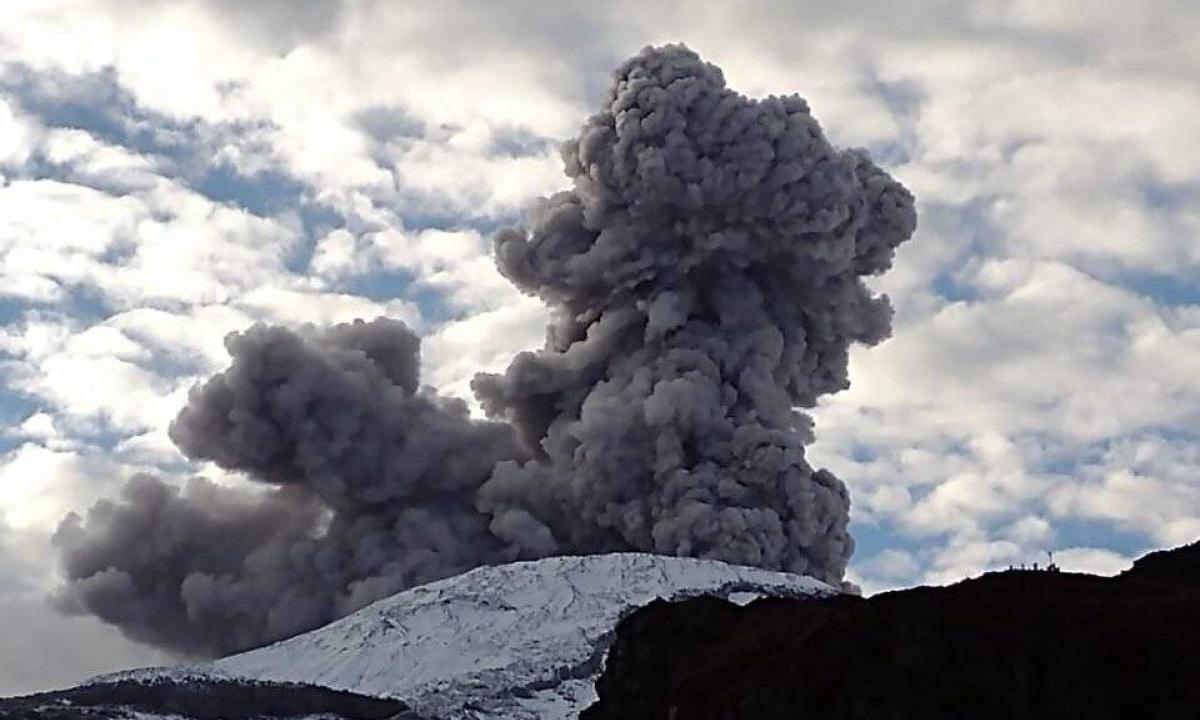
55, 318, 525, 656
472, 44, 915, 582
54, 44, 916, 656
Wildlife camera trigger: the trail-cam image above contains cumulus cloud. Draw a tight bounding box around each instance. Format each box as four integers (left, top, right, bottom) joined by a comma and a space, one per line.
1052, 547, 1133, 576
54, 45, 916, 655
0, 176, 298, 309
0, 443, 140, 531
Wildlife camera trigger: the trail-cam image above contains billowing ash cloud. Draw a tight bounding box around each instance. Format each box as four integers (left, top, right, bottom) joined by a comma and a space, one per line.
54, 44, 916, 657
471, 44, 916, 579
55, 319, 524, 657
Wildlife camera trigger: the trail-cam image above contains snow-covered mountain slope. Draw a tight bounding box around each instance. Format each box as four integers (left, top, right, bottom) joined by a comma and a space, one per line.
105, 553, 834, 719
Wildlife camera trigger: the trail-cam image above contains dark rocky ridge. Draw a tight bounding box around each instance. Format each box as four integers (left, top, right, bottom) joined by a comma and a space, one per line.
0, 676, 416, 719
584, 540, 1200, 720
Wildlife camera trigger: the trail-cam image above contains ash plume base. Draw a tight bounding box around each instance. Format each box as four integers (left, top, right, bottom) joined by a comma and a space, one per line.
54, 44, 916, 657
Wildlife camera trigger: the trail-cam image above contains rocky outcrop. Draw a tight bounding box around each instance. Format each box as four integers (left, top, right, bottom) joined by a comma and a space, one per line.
584, 541, 1200, 720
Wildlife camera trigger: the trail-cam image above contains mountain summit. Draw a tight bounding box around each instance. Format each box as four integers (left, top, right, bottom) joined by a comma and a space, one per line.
42, 554, 831, 719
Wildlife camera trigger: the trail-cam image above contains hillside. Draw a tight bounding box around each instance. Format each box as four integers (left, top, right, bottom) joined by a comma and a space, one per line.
584, 541, 1200, 719
85, 553, 832, 719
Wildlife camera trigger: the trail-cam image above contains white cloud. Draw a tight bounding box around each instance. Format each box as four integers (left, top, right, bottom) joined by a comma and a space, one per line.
0, 175, 301, 309
376, 127, 566, 218
2, 315, 182, 435
1046, 436, 1200, 547
815, 259, 1200, 461
1004, 515, 1053, 545
365, 227, 525, 312
40, 127, 163, 191
309, 228, 367, 278
859, 549, 920, 584
1052, 546, 1133, 576
13, 412, 57, 442
423, 296, 548, 404
922, 534, 1023, 585
0, 442, 145, 531
106, 304, 254, 370
0, 97, 40, 167
236, 285, 420, 328
0, 179, 141, 302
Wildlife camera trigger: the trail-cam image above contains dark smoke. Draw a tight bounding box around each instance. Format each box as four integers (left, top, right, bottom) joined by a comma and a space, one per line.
55, 319, 524, 657
54, 44, 916, 656
471, 45, 917, 578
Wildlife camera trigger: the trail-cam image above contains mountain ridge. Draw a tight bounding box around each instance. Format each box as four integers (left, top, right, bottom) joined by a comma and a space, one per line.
85, 553, 834, 719
583, 540, 1200, 719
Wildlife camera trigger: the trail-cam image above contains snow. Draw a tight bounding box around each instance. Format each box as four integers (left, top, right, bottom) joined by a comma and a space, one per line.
101, 553, 833, 719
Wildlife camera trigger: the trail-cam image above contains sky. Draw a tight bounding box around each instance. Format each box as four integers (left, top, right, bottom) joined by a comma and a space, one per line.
1, 0, 1198, 696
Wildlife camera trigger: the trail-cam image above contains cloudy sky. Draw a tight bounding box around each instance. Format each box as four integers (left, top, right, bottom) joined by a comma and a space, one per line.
2, 0, 1198, 695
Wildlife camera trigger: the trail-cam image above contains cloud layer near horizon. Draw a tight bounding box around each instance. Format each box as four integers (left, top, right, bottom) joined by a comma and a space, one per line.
1, 0, 1199, 695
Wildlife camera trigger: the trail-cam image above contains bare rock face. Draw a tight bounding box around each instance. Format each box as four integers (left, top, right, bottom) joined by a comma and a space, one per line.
583, 541, 1200, 720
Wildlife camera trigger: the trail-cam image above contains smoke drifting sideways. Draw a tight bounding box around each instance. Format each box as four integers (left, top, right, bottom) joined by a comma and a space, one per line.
53, 44, 916, 657
54, 319, 523, 656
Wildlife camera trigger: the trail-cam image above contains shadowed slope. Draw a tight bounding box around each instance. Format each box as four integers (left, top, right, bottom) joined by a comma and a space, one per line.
584, 540, 1200, 720
0, 677, 413, 720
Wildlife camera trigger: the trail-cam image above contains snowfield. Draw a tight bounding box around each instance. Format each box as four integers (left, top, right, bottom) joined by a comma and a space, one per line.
100, 553, 834, 719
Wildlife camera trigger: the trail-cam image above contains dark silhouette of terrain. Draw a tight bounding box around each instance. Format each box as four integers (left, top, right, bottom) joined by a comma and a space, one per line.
0, 676, 415, 719
584, 541, 1200, 720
